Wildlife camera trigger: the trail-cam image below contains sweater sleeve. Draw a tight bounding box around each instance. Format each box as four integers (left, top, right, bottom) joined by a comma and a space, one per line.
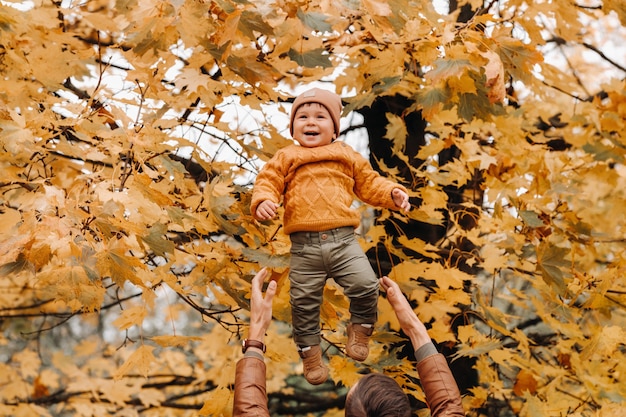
250, 151, 288, 218
351, 150, 408, 210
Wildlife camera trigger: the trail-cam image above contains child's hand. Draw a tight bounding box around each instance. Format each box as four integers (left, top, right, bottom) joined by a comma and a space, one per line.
392, 188, 410, 212
256, 200, 280, 220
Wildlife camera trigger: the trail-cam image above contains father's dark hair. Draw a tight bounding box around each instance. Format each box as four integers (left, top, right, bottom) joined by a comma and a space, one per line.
345, 373, 411, 417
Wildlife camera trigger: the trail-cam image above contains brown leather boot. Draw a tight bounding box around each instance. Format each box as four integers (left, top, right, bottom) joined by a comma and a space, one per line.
299, 345, 328, 385
346, 323, 373, 362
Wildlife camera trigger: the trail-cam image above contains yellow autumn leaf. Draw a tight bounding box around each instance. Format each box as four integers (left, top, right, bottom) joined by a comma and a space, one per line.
137, 388, 166, 408
13, 350, 41, 379
454, 324, 503, 359
199, 386, 231, 416
114, 345, 156, 380
0, 110, 34, 154
96, 248, 148, 288
328, 355, 361, 387
320, 298, 340, 329
362, 0, 392, 16
150, 335, 204, 348
112, 305, 148, 331
520, 391, 549, 415
384, 113, 407, 154
448, 72, 477, 95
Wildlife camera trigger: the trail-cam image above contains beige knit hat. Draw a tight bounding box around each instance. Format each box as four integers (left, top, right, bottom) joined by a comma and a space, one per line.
289, 88, 342, 137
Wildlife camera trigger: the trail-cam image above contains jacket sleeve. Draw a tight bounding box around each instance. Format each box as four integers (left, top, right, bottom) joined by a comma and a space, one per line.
233, 357, 270, 417
416, 354, 465, 417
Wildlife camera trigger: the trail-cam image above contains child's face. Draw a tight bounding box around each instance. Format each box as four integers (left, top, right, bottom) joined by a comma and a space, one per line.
292, 103, 335, 148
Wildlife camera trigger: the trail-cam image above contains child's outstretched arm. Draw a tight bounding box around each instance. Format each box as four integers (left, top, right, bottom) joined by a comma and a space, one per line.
392, 188, 410, 212
255, 200, 280, 220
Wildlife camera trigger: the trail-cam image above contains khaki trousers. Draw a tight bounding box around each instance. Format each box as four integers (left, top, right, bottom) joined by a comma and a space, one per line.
289, 226, 378, 347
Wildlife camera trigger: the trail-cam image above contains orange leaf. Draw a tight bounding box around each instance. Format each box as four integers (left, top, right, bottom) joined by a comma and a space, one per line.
513, 369, 538, 396
32, 376, 49, 399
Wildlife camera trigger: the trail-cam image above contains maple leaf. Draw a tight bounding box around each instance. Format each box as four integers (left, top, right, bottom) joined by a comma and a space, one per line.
240, 10, 275, 39
495, 36, 544, 82
241, 246, 290, 268
384, 113, 407, 154
329, 355, 361, 386
288, 48, 333, 68
216, 9, 240, 47
536, 243, 570, 296
112, 305, 147, 331
96, 248, 149, 288
32, 375, 50, 399
362, 0, 392, 16
0, 111, 34, 155
174, 67, 213, 94
513, 369, 538, 396
227, 53, 284, 86
138, 388, 166, 408
0, 234, 31, 266
150, 335, 204, 347
453, 324, 503, 359
199, 386, 232, 416
114, 345, 156, 379
426, 58, 471, 84
519, 210, 544, 228
415, 86, 449, 119
297, 9, 333, 32
140, 223, 175, 257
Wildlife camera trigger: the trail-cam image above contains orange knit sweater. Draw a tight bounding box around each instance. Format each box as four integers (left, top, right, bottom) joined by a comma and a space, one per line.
250, 141, 408, 235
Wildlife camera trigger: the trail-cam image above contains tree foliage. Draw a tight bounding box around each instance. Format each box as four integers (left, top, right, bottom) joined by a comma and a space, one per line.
1, 0, 625, 416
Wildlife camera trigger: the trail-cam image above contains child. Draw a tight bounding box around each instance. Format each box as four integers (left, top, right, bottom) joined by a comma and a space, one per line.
250, 88, 410, 385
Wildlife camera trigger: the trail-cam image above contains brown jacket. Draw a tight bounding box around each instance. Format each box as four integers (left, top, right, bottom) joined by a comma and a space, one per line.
233, 356, 269, 416
232, 353, 465, 416
250, 141, 408, 235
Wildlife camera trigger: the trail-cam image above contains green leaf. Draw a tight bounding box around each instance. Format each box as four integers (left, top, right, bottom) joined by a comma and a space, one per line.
239, 10, 275, 39
159, 155, 188, 177
415, 86, 449, 117
583, 141, 624, 163
426, 58, 471, 82
520, 210, 544, 228
536, 243, 570, 295
241, 247, 290, 268
296, 9, 333, 32
288, 48, 332, 68
496, 37, 544, 82
141, 223, 176, 257
226, 54, 282, 85
97, 249, 147, 288
166, 206, 195, 228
